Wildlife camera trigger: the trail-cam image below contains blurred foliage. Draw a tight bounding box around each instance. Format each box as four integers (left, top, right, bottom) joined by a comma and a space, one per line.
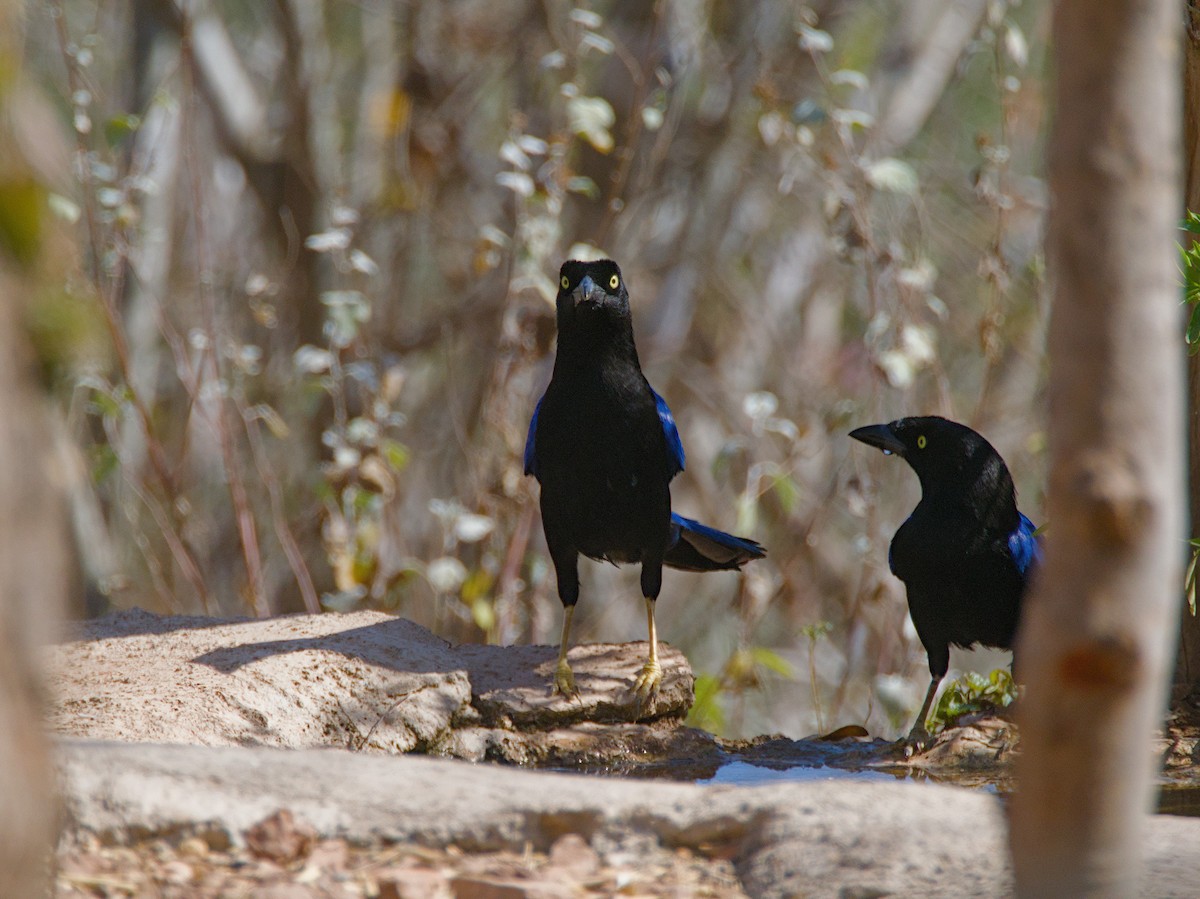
928, 668, 1018, 734
1181, 210, 1200, 353
1178, 212, 1199, 617
686, 644, 794, 735
20, 0, 1050, 739
1186, 538, 1200, 618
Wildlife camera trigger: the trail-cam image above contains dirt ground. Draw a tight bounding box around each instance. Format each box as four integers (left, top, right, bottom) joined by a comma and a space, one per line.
55, 810, 747, 899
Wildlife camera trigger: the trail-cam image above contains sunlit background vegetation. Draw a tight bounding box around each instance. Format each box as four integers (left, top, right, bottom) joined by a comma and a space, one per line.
13, 0, 1050, 739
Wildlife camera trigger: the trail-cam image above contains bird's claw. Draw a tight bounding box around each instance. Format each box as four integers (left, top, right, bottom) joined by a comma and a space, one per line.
900, 726, 932, 757
553, 660, 579, 700
632, 659, 663, 705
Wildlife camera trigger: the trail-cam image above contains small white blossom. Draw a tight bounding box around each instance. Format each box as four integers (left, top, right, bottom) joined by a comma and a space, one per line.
496, 171, 535, 197
743, 391, 779, 421
569, 8, 603, 28
499, 140, 532, 171
865, 158, 918, 195
798, 26, 833, 53
830, 69, 868, 91
294, 345, 333, 373
454, 514, 496, 544
426, 557, 467, 593
567, 96, 615, 154
305, 229, 352, 252
349, 249, 379, 276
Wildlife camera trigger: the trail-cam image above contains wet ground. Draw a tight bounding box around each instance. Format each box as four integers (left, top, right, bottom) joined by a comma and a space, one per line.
550, 706, 1200, 820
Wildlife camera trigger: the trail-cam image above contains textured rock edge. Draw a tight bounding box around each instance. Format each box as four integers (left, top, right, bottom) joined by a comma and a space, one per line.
58, 739, 1200, 899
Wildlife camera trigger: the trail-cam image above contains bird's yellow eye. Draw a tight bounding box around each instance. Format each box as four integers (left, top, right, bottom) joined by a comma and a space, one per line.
609, 274, 620, 290
917, 435, 927, 449
560, 275, 570, 290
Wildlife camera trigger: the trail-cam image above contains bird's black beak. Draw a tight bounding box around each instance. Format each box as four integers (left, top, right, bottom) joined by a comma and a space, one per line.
849, 423, 906, 457
572, 274, 605, 307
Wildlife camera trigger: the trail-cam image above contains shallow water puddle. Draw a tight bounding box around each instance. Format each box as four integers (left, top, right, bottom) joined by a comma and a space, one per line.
698, 759, 911, 788
698, 756, 1200, 819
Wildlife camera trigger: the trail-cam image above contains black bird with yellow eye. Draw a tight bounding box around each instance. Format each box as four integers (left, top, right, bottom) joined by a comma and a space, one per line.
850, 415, 1041, 740
525, 258, 765, 702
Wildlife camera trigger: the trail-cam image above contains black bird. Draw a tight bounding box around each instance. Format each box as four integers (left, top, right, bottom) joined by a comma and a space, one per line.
849, 415, 1041, 739
525, 259, 765, 700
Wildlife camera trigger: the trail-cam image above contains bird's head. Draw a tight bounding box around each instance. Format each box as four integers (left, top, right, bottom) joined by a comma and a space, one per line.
849, 415, 1012, 497
556, 258, 630, 324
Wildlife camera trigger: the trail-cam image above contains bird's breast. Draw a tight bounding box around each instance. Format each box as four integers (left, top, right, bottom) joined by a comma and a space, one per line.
534, 380, 672, 555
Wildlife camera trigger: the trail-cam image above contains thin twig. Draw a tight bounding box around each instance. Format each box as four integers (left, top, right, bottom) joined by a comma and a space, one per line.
179, 17, 268, 616
51, 0, 213, 612
241, 408, 322, 614
357, 690, 414, 750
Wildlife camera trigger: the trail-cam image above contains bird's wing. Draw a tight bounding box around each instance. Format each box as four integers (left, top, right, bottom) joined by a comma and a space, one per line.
524, 397, 542, 479
1008, 512, 1042, 575
652, 388, 685, 478
665, 513, 765, 571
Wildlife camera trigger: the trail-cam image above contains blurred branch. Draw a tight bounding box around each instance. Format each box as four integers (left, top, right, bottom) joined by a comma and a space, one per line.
178, 26, 268, 615
867, 0, 990, 157
242, 409, 321, 614
50, 0, 213, 613
155, 0, 322, 344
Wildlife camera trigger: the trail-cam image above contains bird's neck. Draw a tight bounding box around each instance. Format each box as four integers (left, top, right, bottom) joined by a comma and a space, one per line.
553, 316, 642, 377
919, 466, 1019, 533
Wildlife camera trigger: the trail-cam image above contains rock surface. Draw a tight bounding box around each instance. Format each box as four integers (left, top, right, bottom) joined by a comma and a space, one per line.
47, 609, 694, 762
45, 609, 1200, 897
45, 608, 1035, 777
56, 739, 1200, 899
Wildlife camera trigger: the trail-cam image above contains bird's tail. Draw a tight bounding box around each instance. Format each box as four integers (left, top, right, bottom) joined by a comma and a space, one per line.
664, 513, 766, 572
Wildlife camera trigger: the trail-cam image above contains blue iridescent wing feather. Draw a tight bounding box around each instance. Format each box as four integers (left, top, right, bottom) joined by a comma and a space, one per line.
523, 397, 542, 479
669, 513, 764, 563
653, 388, 685, 479
1008, 512, 1042, 576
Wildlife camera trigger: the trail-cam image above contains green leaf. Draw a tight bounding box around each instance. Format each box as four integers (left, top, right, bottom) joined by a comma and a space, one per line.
801, 620, 833, 642
471, 596, 495, 633
89, 443, 119, 485
685, 674, 726, 733
771, 473, 801, 514
461, 567, 494, 603
927, 668, 1018, 733
1188, 304, 1200, 348
381, 439, 410, 472
750, 646, 795, 678
0, 178, 44, 267
735, 492, 758, 536
104, 113, 141, 147
86, 384, 126, 421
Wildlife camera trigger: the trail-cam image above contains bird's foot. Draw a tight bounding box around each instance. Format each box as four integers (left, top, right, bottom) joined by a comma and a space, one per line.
552, 659, 579, 700
899, 726, 932, 758
632, 659, 663, 706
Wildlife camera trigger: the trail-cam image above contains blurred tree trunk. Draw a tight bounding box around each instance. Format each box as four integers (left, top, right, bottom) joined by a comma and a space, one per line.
1010, 1, 1181, 896
0, 3, 71, 884
0, 286, 67, 897
1179, 3, 1200, 700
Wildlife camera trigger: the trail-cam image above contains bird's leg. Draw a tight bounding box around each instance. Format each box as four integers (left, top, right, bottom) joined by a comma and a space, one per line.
553, 604, 579, 698
632, 596, 663, 702
906, 676, 940, 746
